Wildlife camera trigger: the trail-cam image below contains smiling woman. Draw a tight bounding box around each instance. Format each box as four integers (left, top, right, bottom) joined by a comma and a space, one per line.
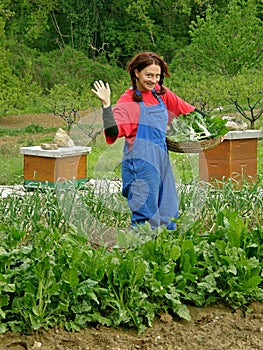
92, 51, 197, 231
134, 64, 161, 91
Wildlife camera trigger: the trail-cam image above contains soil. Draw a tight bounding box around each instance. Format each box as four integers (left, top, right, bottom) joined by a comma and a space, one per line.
0, 303, 263, 350
0, 113, 67, 147
0, 113, 263, 350
0, 111, 103, 147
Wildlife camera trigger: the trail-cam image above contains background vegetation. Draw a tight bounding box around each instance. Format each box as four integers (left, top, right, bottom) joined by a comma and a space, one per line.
0, 0, 262, 186
0, 0, 262, 128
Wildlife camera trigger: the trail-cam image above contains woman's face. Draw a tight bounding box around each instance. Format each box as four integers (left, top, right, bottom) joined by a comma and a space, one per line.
134, 63, 161, 91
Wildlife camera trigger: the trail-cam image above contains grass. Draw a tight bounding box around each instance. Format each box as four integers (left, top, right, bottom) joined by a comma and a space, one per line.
0, 124, 56, 136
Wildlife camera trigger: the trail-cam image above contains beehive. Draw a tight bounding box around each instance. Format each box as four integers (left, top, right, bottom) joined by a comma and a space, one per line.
199, 130, 262, 183
20, 146, 91, 188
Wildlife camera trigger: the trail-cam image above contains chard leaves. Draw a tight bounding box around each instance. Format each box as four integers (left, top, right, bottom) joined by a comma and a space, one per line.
167, 111, 228, 142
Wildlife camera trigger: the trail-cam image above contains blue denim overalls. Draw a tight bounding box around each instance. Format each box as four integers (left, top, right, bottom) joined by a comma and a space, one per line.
121, 92, 179, 230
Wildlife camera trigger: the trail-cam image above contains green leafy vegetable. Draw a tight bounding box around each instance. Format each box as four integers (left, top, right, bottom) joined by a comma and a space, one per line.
0, 177, 262, 334
167, 111, 228, 142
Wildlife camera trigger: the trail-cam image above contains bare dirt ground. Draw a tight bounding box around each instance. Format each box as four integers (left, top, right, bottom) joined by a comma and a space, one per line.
0, 111, 103, 147
0, 302, 263, 350
0, 113, 67, 147
0, 114, 263, 350
0, 110, 102, 130
0, 113, 68, 129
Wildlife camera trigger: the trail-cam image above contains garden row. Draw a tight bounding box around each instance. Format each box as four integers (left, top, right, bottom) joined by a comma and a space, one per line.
0, 177, 262, 334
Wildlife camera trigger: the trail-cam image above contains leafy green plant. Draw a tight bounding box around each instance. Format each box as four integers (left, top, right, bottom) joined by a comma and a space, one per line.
167, 111, 228, 142
0, 177, 262, 334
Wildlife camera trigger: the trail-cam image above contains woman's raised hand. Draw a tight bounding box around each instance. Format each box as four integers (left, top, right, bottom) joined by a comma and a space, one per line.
92, 80, 111, 108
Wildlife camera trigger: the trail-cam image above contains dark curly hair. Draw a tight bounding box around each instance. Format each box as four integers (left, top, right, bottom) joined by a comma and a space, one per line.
127, 52, 170, 102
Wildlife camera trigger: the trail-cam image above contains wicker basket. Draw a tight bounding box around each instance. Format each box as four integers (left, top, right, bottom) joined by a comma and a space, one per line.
166, 136, 221, 153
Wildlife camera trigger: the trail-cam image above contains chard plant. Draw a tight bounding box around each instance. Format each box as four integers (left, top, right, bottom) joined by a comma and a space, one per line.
0, 177, 262, 334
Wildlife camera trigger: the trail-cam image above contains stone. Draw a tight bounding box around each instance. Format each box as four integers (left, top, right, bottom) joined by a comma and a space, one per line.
40, 143, 59, 150
222, 116, 248, 131
53, 128, 75, 147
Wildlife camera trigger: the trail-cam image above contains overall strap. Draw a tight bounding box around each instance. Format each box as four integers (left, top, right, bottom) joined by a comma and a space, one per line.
151, 89, 163, 104
134, 89, 163, 104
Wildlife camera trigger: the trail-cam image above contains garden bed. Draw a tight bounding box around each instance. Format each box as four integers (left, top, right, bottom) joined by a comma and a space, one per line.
0, 302, 263, 349
0, 113, 262, 350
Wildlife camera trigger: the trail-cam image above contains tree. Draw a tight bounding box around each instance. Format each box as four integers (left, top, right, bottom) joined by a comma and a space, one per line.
3, 0, 57, 50
223, 69, 263, 129
188, 0, 263, 76
1, 0, 237, 67
0, 14, 22, 115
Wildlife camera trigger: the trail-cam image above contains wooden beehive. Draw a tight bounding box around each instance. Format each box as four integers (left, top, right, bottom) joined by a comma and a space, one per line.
20, 146, 91, 188
199, 130, 261, 183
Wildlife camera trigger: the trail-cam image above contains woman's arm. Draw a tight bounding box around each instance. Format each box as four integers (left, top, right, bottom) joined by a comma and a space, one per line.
194, 107, 211, 117
102, 106, 118, 137
92, 80, 118, 137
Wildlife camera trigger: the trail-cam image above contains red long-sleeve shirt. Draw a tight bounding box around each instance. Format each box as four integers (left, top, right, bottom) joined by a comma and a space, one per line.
105, 84, 194, 145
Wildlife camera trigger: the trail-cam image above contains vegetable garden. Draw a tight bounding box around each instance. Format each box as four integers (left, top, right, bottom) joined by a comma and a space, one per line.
0, 115, 262, 350
1, 173, 262, 334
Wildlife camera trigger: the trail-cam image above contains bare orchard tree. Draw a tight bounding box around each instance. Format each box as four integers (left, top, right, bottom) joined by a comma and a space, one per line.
75, 112, 104, 146
226, 94, 263, 130
53, 103, 79, 132
49, 84, 104, 144
53, 103, 104, 144
224, 72, 263, 130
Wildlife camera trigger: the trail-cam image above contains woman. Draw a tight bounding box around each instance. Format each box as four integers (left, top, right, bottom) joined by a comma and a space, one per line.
92, 51, 195, 230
